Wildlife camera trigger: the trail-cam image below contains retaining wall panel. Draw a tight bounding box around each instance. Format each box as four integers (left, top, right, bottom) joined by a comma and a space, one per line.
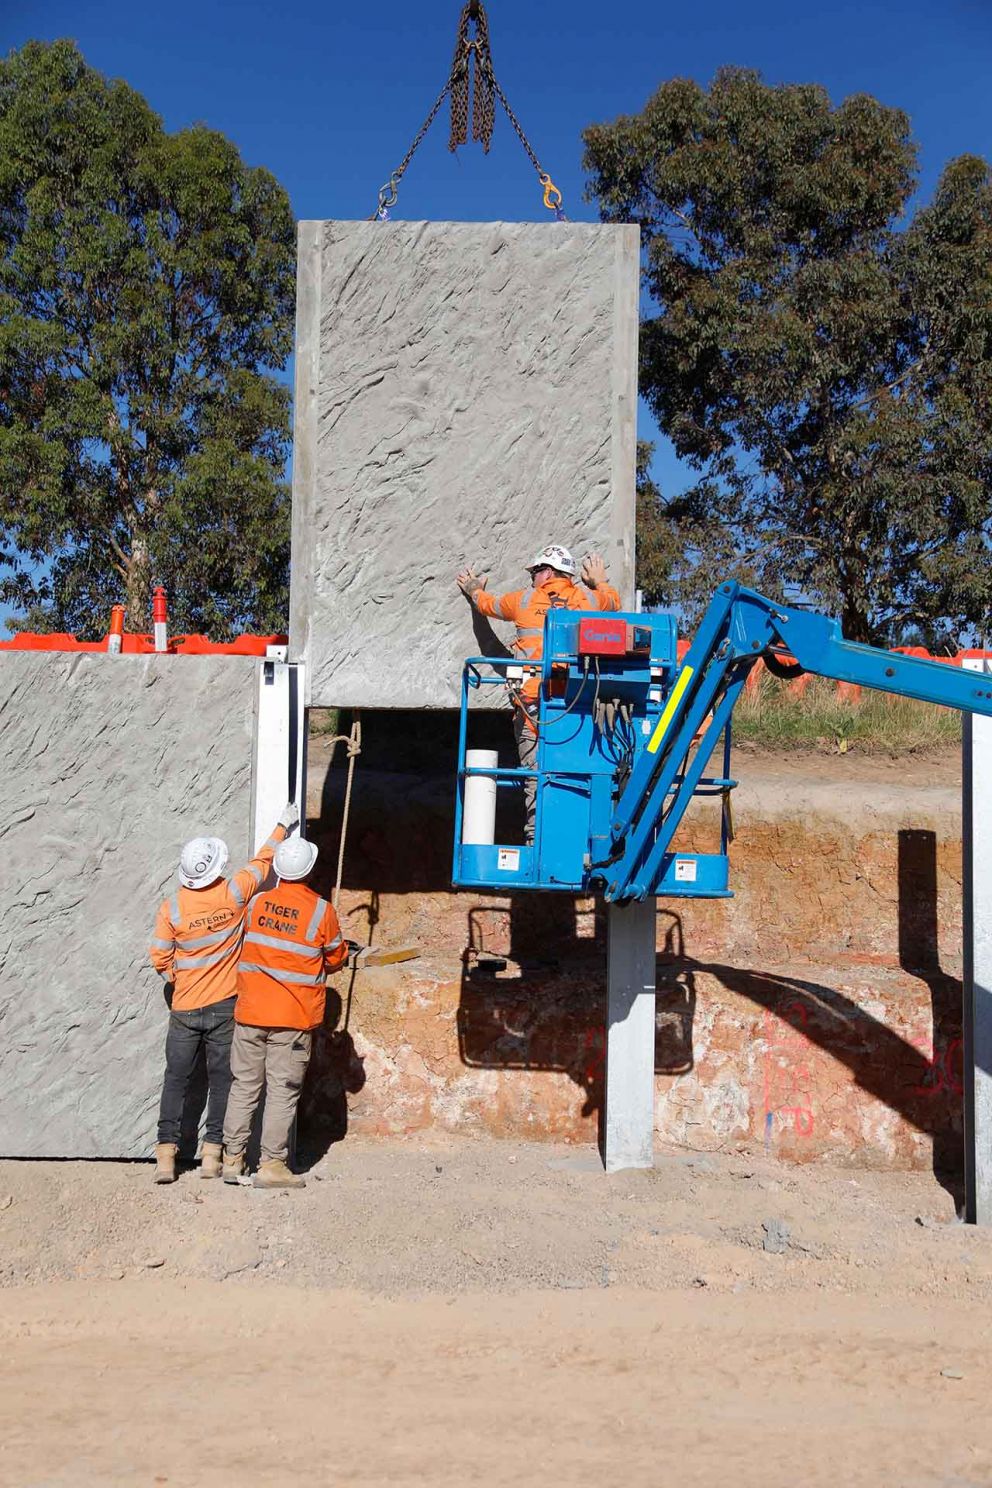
290, 220, 639, 707
0, 653, 258, 1158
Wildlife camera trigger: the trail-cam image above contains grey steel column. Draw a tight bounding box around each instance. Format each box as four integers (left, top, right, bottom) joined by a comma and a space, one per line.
963, 709, 992, 1222
602, 898, 657, 1172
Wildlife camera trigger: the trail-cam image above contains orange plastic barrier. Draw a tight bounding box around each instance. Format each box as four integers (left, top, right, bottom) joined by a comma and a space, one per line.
0, 631, 287, 656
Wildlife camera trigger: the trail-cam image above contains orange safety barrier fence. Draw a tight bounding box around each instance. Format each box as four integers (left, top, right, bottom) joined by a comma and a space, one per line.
0, 631, 287, 656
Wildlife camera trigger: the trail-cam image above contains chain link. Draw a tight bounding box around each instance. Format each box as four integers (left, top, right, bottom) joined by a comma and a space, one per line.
372, 78, 453, 218
371, 1, 564, 219
449, 2, 494, 153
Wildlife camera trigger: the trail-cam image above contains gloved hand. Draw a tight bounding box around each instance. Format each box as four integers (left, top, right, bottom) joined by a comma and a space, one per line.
278, 801, 299, 831
581, 551, 607, 589
456, 566, 488, 600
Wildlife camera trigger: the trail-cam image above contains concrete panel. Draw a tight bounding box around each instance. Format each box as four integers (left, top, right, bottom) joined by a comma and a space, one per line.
0, 653, 258, 1158
290, 220, 639, 707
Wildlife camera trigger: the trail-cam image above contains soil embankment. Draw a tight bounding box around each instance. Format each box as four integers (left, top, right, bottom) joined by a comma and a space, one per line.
303, 738, 966, 1174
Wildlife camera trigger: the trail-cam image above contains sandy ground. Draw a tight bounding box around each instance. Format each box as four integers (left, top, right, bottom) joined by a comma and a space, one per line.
2, 1135, 992, 1487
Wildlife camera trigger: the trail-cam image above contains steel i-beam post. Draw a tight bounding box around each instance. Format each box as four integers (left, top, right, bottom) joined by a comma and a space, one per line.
602, 898, 657, 1172
963, 699, 992, 1223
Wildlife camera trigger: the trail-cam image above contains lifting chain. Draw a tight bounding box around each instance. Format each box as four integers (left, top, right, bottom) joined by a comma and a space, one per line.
448, 0, 495, 153
371, 0, 565, 221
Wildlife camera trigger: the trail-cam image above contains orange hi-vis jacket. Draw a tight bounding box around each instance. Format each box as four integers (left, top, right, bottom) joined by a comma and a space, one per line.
474, 574, 621, 702
148, 824, 288, 1013
235, 879, 348, 1032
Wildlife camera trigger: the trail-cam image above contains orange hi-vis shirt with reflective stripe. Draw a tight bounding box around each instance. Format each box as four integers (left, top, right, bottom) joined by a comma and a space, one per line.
235, 880, 348, 1031
474, 575, 621, 701
148, 825, 288, 1012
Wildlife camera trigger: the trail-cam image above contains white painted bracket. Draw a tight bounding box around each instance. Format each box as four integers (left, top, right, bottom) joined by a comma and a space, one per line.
252, 659, 307, 852
602, 898, 657, 1172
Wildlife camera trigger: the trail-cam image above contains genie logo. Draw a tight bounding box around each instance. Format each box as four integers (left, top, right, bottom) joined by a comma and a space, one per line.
578, 617, 628, 655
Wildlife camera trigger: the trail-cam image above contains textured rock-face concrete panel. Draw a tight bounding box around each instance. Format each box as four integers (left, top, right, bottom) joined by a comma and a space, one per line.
290, 220, 639, 707
0, 653, 257, 1157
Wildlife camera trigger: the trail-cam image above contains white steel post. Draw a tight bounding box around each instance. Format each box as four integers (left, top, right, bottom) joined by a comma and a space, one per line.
963, 698, 992, 1223
252, 654, 307, 851
602, 897, 657, 1172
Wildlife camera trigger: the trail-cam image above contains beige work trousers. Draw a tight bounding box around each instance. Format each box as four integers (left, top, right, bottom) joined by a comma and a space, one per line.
223, 1024, 312, 1164
513, 708, 538, 844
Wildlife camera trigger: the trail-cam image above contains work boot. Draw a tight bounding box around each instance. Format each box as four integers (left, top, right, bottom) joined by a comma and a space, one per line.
222, 1149, 245, 1185
200, 1142, 223, 1179
154, 1143, 177, 1184
253, 1158, 306, 1190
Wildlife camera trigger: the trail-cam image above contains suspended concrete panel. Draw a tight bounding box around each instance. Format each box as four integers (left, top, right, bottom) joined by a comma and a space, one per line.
0, 653, 258, 1158
290, 220, 640, 707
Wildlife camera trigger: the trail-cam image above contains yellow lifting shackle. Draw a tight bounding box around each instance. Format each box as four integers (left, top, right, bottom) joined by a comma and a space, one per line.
539, 173, 563, 213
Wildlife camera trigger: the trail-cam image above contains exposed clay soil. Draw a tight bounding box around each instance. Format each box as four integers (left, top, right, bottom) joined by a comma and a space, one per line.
3, 1135, 992, 1487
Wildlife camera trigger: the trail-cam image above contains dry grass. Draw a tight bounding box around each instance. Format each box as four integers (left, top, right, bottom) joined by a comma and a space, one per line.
310, 680, 961, 760
732, 670, 962, 754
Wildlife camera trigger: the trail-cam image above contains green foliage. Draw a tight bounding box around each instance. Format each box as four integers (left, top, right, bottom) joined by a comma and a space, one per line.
635, 438, 752, 626
585, 69, 992, 645
0, 40, 296, 638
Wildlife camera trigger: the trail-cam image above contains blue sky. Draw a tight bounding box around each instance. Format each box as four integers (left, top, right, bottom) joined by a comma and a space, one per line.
3, 0, 992, 626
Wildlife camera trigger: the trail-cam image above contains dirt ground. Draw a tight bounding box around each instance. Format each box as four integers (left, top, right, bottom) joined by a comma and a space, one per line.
2, 1134, 992, 1487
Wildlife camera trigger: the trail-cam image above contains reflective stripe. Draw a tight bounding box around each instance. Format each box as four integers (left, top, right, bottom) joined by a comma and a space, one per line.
229, 880, 245, 908
243, 931, 317, 960
326, 933, 343, 951
247, 863, 265, 886
169, 895, 180, 924
237, 961, 323, 986
150, 936, 174, 951
647, 665, 695, 755
175, 946, 234, 971
306, 897, 328, 942
180, 926, 235, 952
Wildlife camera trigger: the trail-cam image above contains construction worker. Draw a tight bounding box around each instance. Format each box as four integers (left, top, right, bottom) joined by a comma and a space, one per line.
222, 836, 348, 1190
456, 545, 621, 840
149, 804, 298, 1184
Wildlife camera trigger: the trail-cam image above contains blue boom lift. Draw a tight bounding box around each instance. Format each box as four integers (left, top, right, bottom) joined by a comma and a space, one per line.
453, 581, 992, 899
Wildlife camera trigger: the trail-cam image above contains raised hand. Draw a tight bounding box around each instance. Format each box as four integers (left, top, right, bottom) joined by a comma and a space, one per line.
581, 551, 607, 588
456, 566, 488, 599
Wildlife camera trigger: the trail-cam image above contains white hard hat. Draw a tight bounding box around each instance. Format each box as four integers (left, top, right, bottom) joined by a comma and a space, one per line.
179, 836, 229, 889
528, 544, 576, 578
274, 837, 319, 882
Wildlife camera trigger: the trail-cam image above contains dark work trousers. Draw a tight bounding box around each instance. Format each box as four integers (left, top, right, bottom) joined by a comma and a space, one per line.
156, 995, 236, 1146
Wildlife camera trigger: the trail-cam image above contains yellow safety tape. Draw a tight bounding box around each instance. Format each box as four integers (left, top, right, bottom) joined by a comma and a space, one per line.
647, 665, 695, 754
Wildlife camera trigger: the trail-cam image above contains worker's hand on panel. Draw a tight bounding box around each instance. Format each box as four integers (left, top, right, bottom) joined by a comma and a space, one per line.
278, 801, 300, 832
456, 566, 487, 600
581, 552, 607, 589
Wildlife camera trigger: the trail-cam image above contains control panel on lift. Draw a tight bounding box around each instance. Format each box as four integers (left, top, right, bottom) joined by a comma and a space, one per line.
452, 608, 736, 898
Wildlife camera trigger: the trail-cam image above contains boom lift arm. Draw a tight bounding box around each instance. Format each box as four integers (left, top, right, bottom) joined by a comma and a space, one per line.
603, 581, 992, 903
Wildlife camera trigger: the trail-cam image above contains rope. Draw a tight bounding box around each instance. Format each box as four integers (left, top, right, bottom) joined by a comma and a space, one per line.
323, 715, 362, 911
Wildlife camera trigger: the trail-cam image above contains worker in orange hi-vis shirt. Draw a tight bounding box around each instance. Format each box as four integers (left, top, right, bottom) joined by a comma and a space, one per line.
148, 803, 298, 1185
222, 836, 348, 1190
456, 544, 620, 842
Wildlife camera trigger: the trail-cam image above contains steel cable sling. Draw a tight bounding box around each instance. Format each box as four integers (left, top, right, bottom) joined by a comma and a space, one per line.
371, 0, 565, 221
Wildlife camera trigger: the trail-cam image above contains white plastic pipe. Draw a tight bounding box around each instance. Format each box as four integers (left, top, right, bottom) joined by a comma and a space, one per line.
463, 748, 498, 845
